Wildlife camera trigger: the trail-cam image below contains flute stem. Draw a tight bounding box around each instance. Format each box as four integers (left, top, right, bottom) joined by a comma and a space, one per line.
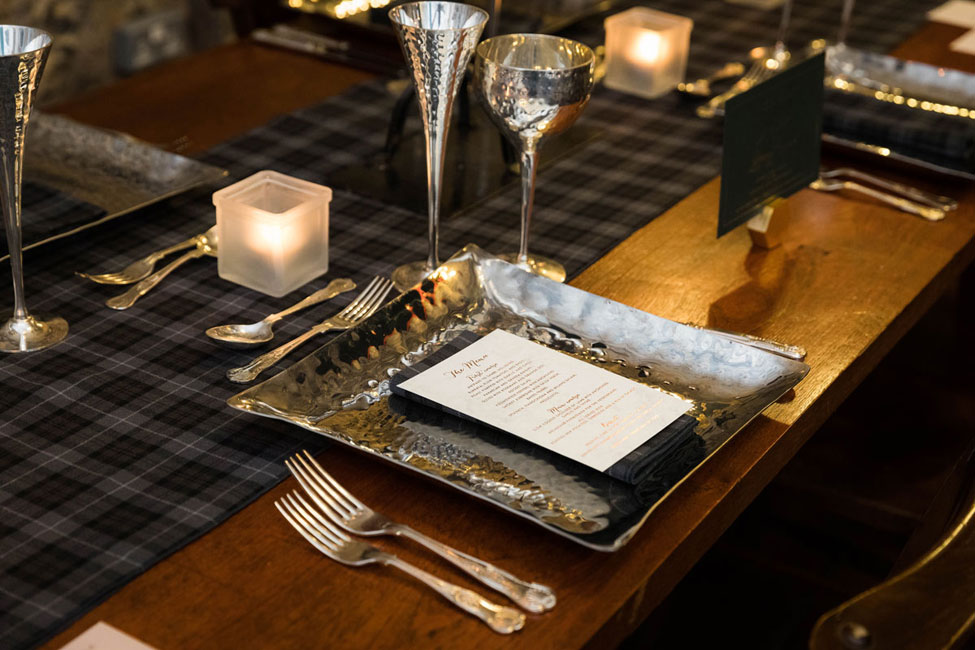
518, 146, 539, 266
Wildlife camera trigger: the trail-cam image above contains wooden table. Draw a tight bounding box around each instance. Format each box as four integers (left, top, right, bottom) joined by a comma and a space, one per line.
42, 22, 975, 650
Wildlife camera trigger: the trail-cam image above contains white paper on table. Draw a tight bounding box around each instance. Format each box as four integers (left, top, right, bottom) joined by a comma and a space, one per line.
57, 622, 158, 650
950, 28, 975, 54
396, 329, 691, 472
928, 0, 975, 28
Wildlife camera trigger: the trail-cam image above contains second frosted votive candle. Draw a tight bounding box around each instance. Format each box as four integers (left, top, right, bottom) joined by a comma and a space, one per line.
604, 7, 693, 100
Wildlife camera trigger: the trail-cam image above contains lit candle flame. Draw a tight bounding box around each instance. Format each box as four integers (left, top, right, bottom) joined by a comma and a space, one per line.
629, 30, 663, 64
253, 220, 301, 258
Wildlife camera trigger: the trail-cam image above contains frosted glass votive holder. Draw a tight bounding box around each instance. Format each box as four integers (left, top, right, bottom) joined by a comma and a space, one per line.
604, 7, 693, 100
214, 171, 331, 297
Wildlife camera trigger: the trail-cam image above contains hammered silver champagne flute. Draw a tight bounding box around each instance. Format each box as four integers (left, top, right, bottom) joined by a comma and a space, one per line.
388, 1, 488, 292
475, 34, 594, 283
0, 26, 66, 353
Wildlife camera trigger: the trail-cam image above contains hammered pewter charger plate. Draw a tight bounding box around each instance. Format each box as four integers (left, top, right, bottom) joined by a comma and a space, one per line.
229, 245, 809, 551
3, 112, 227, 261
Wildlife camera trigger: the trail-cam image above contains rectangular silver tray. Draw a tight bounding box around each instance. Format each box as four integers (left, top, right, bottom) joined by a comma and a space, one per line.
229, 245, 809, 551
819, 43, 975, 180
4, 112, 227, 261
824, 44, 975, 111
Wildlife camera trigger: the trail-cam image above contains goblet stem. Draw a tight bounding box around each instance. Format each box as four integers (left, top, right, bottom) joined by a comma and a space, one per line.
423, 114, 445, 274
0, 26, 67, 353
773, 0, 793, 58
837, 0, 855, 47
517, 147, 538, 266
0, 155, 28, 320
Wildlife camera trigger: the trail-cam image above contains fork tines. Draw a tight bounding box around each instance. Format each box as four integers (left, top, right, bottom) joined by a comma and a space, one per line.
336, 276, 390, 321
285, 452, 360, 521
275, 491, 350, 555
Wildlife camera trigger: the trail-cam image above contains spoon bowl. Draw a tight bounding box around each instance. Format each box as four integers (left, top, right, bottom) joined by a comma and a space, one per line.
205, 277, 356, 347
105, 226, 219, 310
199, 226, 219, 255
207, 321, 274, 345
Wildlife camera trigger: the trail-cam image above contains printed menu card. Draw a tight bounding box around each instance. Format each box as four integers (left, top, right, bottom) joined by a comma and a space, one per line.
391, 329, 691, 473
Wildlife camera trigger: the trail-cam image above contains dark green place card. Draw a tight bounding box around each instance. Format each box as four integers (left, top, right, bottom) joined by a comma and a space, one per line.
717, 52, 825, 237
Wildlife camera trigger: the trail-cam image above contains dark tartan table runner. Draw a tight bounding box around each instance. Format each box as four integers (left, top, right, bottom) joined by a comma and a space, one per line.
0, 1, 940, 647
3, 184, 107, 258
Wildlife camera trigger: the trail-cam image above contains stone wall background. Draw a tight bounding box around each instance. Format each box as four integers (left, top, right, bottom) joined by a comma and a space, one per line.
0, 0, 234, 105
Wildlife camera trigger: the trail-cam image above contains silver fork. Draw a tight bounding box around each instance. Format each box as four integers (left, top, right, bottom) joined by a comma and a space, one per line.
677, 61, 746, 97
76, 233, 201, 285
809, 177, 946, 222
106, 226, 219, 310
819, 167, 958, 212
286, 450, 557, 613
226, 277, 393, 383
696, 56, 776, 119
276, 492, 526, 634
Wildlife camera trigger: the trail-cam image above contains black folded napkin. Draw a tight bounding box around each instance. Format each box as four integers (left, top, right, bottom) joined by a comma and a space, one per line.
823, 89, 975, 173
630, 426, 707, 504
1, 181, 107, 256
390, 330, 705, 493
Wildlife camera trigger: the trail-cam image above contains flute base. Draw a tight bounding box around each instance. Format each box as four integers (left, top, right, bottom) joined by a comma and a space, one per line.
391, 260, 435, 292
499, 253, 566, 284
0, 312, 68, 353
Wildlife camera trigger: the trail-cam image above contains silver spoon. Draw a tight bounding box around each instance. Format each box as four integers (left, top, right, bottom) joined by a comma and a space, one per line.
106, 226, 218, 310
205, 278, 356, 346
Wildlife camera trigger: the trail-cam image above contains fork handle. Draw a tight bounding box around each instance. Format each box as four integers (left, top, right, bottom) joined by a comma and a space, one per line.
106, 247, 205, 310
149, 234, 201, 262
392, 524, 556, 613
696, 62, 762, 119
382, 555, 525, 634
226, 319, 337, 383
839, 181, 946, 222
828, 169, 958, 211
696, 81, 750, 118
265, 278, 356, 324
697, 327, 807, 361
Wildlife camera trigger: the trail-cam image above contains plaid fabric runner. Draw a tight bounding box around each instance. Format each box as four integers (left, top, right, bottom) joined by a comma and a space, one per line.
0, 184, 106, 257
824, 89, 975, 172
0, 1, 940, 647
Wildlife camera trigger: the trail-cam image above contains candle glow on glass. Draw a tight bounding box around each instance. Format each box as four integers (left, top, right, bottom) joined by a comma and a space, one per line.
629, 30, 663, 64
604, 7, 693, 100
251, 219, 303, 260
214, 171, 331, 297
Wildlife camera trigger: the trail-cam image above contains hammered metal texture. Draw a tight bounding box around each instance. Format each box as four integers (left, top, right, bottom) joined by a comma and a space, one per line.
0, 26, 50, 284
13, 112, 227, 255
229, 245, 809, 551
0, 25, 58, 343
825, 43, 975, 112
475, 34, 595, 150
390, 2, 486, 150
388, 2, 487, 276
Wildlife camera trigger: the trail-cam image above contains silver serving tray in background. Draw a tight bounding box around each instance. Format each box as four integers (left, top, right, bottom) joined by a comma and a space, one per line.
5, 112, 227, 261
824, 43, 975, 112
229, 245, 809, 551
818, 43, 975, 180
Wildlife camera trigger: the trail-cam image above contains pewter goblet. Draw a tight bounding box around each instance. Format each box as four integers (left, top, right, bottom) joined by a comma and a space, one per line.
388, 1, 488, 292
0, 26, 67, 353
474, 34, 594, 283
